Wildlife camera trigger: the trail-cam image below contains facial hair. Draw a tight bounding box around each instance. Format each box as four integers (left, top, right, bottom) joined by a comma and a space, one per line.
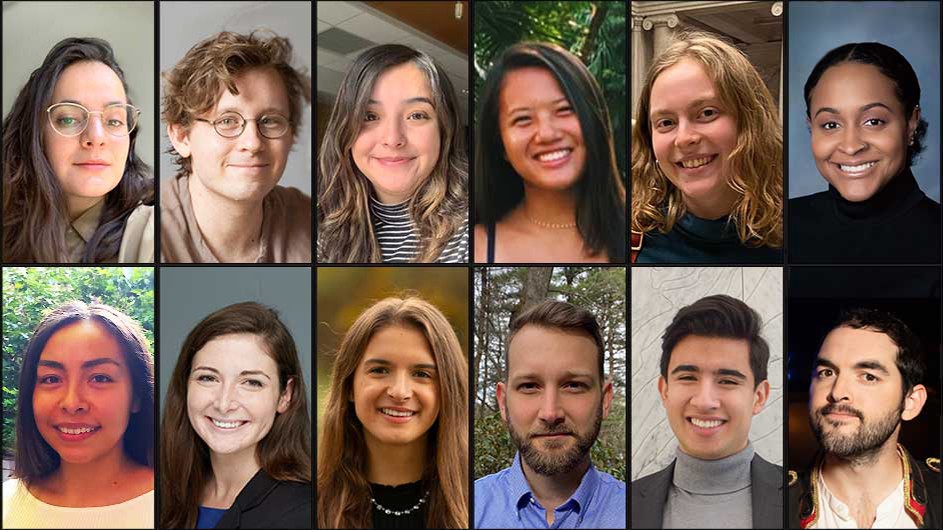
506, 400, 603, 476
810, 401, 902, 465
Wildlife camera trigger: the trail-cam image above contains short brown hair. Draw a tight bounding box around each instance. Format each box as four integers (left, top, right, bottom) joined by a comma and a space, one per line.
506, 299, 606, 382
162, 30, 312, 177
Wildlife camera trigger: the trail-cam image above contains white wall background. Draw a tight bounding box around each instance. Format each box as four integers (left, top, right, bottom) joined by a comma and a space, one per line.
159, 1, 312, 193
631, 267, 784, 480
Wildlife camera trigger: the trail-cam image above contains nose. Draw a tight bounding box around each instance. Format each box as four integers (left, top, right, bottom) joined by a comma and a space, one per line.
690, 380, 721, 410
380, 117, 406, 148
826, 372, 851, 403
60, 380, 88, 414
536, 390, 565, 425
838, 125, 867, 155
214, 383, 239, 412
534, 113, 563, 143
674, 119, 701, 148
81, 114, 108, 148
386, 372, 412, 401
236, 120, 264, 152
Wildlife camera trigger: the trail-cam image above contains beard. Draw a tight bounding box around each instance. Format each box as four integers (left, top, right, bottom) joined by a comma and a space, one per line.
507, 401, 603, 476
810, 401, 902, 464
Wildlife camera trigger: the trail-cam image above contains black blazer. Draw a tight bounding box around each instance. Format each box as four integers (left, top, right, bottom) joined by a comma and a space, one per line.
631, 453, 783, 529
214, 469, 312, 529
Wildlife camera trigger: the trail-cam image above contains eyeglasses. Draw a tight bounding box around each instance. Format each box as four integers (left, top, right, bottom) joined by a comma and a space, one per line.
46, 102, 141, 137
194, 111, 291, 139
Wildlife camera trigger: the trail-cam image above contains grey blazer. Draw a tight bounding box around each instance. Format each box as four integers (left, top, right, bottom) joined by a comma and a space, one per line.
631, 453, 783, 529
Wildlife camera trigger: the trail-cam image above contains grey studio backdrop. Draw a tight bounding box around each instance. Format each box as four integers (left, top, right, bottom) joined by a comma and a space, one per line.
158, 267, 312, 415
159, 1, 312, 194
631, 267, 784, 481
1, 1, 155, 168
788, 0, 941, 201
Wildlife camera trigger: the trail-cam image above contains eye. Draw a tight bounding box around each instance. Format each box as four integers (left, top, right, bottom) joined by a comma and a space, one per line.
815, 368, 834, 379
719, 379, 739, 386
511, 115, 531, 126
90, 374, 114, 384
677, 375, 696, 382
363, 111, 379, 122
820, 121, 840, 131
368, 366, 389, 375
244, 379, 264, 388
517, 382, 539, 393
413, 370, 433, 379
564, 381, 588, 392
700, 108, 719, 119
556, 105, 574, 116
407, 111, 431, 121
196, 374, 218, 383
862, 373, 880, 383
654, 118, 675, 130
864, 118, 886, 127
39, 374, 62, 385
57, 117, 77, 126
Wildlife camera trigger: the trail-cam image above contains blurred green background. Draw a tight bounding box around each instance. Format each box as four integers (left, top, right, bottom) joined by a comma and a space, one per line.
2, 267, 154, 460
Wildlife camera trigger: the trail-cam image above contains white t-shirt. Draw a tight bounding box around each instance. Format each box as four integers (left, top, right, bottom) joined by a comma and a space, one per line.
811, 471, 918, 529
2, 478, 154, 529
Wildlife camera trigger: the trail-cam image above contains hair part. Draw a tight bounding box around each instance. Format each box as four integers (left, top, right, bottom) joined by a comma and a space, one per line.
13, 301, 154, 483
660, 294, 769, 388
317, 44, 468, 263
2, 37, 153, 262
631, 30, 782, 248
159, 301, 310, 529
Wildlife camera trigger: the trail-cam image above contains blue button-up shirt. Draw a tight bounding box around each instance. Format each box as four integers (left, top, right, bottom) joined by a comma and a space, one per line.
475, 452, 626, 528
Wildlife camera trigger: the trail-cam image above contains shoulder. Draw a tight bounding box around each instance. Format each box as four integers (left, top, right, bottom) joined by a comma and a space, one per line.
474, 467, 509, 491
630, 463, 673, 495
788, 190, 831, 214
247, 479, 312, 528
3, 478, 25, 502
269, 186, 312, 212
592, 468, 626, 501
118, 204, 155, 263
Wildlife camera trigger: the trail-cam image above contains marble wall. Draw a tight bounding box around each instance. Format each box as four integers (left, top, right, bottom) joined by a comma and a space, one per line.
631, 267, 783, 480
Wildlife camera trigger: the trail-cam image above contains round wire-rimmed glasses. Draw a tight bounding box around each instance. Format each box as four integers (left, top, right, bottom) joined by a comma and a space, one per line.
194, 111, 292, 139
46, 102, 141, 137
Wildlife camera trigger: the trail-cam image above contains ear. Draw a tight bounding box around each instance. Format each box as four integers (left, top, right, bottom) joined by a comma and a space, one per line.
601, 377, 614, 420
276, 377, 294, 414
901, 383, 927, 421
907, 105, 921, 142
131, 395, 141, 414
167, 122, 192, 159
657, 375, 669, 406
496, 381, 508, 423
752, 379, 770, 415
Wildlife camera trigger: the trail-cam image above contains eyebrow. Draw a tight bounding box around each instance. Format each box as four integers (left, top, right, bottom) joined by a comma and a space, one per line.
363, 358, 437, 371
650, 96, 717, 118
191, 366, 272, 380
814, 357, 890, 375
38, 358, 121, 370
216, 106, 287, 116
670, 364, 747, 380
367, 97, 435, 106
506, 97, 568, 116
57, 99, 127, 107
813, 102, 893, 118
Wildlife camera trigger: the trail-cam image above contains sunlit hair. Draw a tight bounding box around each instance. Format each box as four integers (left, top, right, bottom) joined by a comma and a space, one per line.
318, 44, 468, 263
13, 301, 154, 483
476, 42, 626, 260
632, 30, 782, 248
162, 30, 312, 178
317, 297, 468, 528
2, 37, 153, 263
160, 302, 311, 529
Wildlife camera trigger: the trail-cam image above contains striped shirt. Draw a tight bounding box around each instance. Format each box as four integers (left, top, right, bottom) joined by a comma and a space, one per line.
370, 196, 468, 263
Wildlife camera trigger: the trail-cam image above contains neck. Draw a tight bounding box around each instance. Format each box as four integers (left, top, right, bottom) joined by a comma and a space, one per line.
519, 185, 578, 227
68, 196, 104, 222
520, 453, 590, 514
46, 448, 136, 503
821, 439, 902, 503
205, 449, 261, 507
365, 433, 427, 485
188, 173, 264, 261
683, 187, 738, 220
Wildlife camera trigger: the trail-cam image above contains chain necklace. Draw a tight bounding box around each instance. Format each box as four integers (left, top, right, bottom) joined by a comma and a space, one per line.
371, 489, 429, 517
524, 212, 577, 229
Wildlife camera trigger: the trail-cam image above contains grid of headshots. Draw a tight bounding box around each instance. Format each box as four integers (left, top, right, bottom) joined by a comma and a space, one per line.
0, 1, 938, 529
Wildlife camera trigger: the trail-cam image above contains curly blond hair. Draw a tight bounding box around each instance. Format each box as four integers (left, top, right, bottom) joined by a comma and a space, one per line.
631, 31, 782, 248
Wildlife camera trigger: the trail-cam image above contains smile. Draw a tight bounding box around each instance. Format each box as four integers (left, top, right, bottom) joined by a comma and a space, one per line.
56, 425, 99, 435
535, 148, 572, 162
210, 418, 248, 429
689, 417, 725, 429
677, 155, 716, 169
374, 157, 414, 166
834, 161, 877, 174
379, 408, 416, 418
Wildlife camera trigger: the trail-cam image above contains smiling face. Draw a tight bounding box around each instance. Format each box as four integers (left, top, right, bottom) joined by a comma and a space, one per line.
808, 62, 918, 202
649, 59, 740, 219
32, 320, 136, 466
43, 61, 131, 217
498, 66, 587, 193
186, 333, 291, 459
352, 324, 440, 450
168, 66, 292, 205
658, 335, 768, 460
351, 62, 441, 205
497, 325, 612, 476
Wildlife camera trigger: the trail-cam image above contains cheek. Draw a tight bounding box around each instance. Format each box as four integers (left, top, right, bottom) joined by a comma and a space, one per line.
414, 126, 441, 160
711, 118, 739, 153
651, 133, 672, 160
810, 132, 835, 161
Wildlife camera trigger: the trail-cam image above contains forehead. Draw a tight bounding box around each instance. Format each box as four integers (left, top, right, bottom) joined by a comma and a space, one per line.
499, 66, 566, 109
810, 62, 903, 112
192, 333, 278, 374
368, 62, 433, 102
360, 324, 435, 366
817, 326, 900, 369
52, 60, 127, 105
40, 319, 123, 363
649, 58, 716, 114
507, 325, 597, 377
213, 66, 289, 113
668, 335, 752, 374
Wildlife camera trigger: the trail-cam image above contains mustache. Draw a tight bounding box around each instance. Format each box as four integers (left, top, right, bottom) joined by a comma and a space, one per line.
529, 423, 573, 437
817, 403, 864, 421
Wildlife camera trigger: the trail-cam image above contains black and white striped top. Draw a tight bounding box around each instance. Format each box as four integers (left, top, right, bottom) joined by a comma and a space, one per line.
370, 196, 468, 263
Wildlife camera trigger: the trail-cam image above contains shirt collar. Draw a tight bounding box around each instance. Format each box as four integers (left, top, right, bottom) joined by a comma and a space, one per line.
506, 452, 600, 515
71, 200, 105, 243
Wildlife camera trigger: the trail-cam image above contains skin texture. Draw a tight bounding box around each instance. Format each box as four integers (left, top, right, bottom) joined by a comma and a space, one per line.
168, 66, 292, 206
187, 333, 291, 459
808, 62, 919, 203
649, 59, 740, 220
43, 61, 131, 219
658, 335, 769, 460
352, 62, 441, 205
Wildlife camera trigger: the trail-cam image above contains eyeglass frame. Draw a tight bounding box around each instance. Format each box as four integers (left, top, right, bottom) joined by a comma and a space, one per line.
193, 111, 293, 139
45, 102, 141, 138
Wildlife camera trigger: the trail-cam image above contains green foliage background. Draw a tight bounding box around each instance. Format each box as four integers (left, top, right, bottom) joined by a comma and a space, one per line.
2, 267, 154, 457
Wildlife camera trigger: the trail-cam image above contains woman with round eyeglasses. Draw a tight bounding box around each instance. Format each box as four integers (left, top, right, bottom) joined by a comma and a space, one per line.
2, 37, 155, 263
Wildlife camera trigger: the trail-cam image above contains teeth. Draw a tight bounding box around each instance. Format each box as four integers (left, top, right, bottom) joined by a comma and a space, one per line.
536, 149, 571, 162
380, 408, 416, 418
58, 426, 96, 435
839, 161, 877, 172
680, 156, 713, 169
212, 419, 244, 429
690, 418, 723, 429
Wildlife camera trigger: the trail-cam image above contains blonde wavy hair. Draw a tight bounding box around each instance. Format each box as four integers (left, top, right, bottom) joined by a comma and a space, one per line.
631, 31, 782, 248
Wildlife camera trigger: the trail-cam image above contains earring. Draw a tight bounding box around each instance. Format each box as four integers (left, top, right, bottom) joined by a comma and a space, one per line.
909, 136, 915, 146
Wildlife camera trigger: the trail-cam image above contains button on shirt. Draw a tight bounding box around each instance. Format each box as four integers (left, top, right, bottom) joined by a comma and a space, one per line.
813, 471, 917, 529
474, 452, 626, 528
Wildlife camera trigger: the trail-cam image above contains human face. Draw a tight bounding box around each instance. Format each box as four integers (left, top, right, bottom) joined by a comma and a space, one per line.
497, 325, 612, 476
808, 62, 918, 202
808, 326, 924, 460
353, 325, 440, 450
33, 320, 137, 466
649, 59, 740, 219
43, 61, 131, 217
169, 67, 292, 204
658, 335, 768, 461
351, 62, 441, 205
498, 67, 587, 193
187, 333, 291, 458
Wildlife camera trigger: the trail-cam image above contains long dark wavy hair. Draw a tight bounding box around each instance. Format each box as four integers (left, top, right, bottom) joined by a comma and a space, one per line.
475, 42, 626, 261
2, 37, 153, 263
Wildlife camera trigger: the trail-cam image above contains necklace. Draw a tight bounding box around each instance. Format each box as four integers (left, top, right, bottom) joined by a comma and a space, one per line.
524, 212, 577, 229
371, 489, 429, 517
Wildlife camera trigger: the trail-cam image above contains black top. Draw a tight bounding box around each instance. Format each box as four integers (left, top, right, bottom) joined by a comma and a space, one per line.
213, 469, 312, 529
486, 222, 496, 263
370, 480, 427, 529
789, 168, 941, 264
636, 213, 783, 264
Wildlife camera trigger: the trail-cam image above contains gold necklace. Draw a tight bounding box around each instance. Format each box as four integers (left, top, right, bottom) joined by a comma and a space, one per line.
523, 210, 577, 229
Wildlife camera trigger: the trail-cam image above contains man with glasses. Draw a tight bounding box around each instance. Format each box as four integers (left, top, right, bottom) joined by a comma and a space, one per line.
161, 31, 312, 262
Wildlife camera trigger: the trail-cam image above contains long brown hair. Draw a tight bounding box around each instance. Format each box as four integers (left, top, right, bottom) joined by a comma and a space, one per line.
160, 302, 311, 529
317, 297, 468, 528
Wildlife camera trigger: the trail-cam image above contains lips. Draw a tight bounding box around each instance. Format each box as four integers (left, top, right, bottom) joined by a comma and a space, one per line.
372, 156, 415, 166
534, 148, 572, 162
831, 160, 878, 176
379, 407, 416, 418
208, 417, 248, 430
74, 159, 111, 170
676, 154, 717, 169
54, 423, 101, 441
